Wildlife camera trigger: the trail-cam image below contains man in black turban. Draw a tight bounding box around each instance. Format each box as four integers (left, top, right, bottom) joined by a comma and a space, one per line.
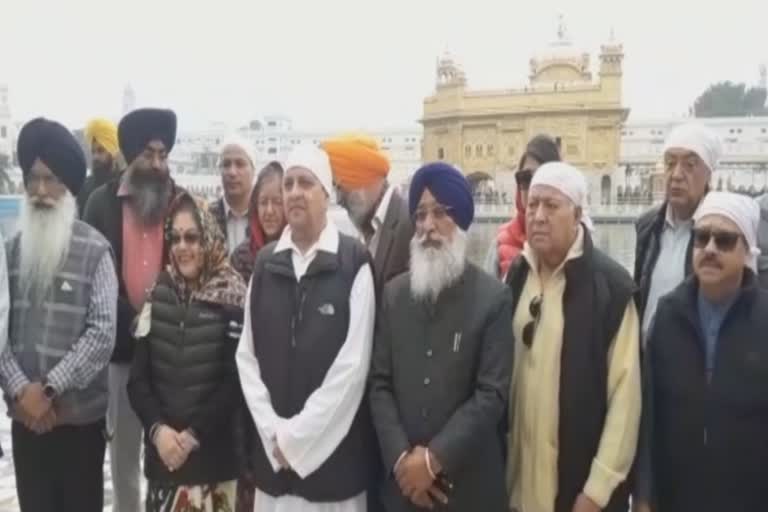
82, 107, 184, 512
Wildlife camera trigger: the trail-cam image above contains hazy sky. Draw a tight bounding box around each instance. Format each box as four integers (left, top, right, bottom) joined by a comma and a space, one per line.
2, 0, 767, 131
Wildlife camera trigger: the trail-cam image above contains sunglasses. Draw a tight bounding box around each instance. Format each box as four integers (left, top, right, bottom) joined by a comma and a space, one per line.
413, 204, 453, 224
521, 294, 542, 348
170, 232, 201, 246
515, 170, 533, 189
692, 227, 743, 252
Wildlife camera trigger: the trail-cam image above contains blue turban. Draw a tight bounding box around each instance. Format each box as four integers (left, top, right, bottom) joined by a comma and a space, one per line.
409, 162, 474, 230
18, 118, 86, 196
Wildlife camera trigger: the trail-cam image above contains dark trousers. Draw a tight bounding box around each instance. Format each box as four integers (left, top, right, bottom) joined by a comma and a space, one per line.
12, 419, 106, 512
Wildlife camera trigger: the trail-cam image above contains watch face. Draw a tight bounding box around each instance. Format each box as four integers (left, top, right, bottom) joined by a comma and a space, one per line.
44, 386, 55, 398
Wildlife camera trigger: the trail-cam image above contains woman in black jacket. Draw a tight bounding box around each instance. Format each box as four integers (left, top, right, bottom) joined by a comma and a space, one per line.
128, 193, 247, 512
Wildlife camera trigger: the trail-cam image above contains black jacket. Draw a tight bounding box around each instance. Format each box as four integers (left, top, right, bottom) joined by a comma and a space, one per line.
370, 190, 413, 292
370, 264, 512, 512
640, 271, 768, 512
82, 174, 186, 363
506, 230, 636, 512
633, 203, 694, 319
127, 272, 243, 485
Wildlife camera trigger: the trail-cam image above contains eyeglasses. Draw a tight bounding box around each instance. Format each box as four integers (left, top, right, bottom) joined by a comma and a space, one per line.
521, 295, 542, 348
692, 227, 743, 252
413, 204, 453, 224
170, 231, 201, 246
515, 169, 533, 189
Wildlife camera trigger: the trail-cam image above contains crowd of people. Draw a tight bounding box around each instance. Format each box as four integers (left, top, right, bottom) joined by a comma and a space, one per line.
0, 108, 764, 512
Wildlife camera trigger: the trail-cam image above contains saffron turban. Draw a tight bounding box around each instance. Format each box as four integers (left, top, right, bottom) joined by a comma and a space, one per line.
409, 162, 474, 231
694, 191, 760, 271
530, 162, 595, 232
664, 123, 722, 173
284, 145, 335, 200
118, 108, 177, 164
17, 117, 86, 196
322, 134, 390, 191
84, 118, 119, 157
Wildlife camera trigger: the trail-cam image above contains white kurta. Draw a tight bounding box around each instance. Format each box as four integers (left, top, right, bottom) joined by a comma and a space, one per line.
236, 222, 376, 512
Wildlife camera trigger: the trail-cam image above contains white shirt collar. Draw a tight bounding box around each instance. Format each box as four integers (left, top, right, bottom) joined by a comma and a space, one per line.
223, 197, 248, 219
275, 215, 340, 256
372, 185, 395, 232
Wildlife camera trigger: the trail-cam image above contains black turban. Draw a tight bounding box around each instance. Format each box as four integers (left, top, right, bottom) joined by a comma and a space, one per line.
17, 118, 86, 196
118, 108, 177, 164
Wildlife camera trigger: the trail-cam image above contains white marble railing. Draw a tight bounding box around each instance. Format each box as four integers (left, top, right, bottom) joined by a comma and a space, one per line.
474, 202, 656, 221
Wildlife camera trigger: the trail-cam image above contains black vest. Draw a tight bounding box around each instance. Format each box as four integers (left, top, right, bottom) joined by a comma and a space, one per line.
248, 234, 375, 502
506, 232, 636, 512
143, 273, 239, 485
649, 273, 768, 512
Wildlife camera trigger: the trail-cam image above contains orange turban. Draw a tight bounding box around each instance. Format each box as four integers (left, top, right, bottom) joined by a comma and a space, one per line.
321, 134, 390, 191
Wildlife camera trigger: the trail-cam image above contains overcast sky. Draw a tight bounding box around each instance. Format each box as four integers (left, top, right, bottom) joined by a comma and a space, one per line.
2, 0, 766, 132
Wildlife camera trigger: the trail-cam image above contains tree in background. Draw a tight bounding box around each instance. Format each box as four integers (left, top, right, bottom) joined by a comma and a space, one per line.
693, 81, 768, 117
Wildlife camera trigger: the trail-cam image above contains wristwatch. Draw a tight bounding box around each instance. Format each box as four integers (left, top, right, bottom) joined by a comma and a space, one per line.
42, 381, 57, 400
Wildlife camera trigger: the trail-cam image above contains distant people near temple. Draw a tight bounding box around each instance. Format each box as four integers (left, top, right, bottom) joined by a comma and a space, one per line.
128, 194, 246, 512
210, 137, 257, 255
1, 118, 117, 512
324, 134, 413, 291
485, 134, 561, 279
236, 145, 377, 512
230, 161, 285, 283
78, 118, 123, 217
84, 108, 185, 512
634, 123, 722, 344
635, 192, 768, 512
505, 162, 641, 512
370, 162, 512, 511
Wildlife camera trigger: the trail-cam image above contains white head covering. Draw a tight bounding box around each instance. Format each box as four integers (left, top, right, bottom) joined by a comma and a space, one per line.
693, 191, 760, 271
218, 134, 257, 169
530, 161, 595, 232
663, 123, 723, 173
283, 144, 335, 201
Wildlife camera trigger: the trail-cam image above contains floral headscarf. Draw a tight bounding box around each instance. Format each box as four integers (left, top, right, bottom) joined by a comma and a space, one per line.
164, 193, 246, 308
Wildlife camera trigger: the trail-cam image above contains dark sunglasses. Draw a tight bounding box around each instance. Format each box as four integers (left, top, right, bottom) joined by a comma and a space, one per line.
692, 227, 743, 252
522, 295, 543, 348
170, 232, 201, 246
515, 170, 533, 189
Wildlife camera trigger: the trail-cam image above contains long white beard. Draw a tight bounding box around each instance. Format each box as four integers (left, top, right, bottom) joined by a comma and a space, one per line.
409, 229, 468, 303
18, 193, 77, 301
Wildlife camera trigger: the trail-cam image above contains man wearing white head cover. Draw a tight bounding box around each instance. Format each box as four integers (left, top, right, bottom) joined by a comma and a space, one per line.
635, 191, 768, 512
236, 144, 376, 512
505, 162, 641, 512
635, 122, 723, 342
211, 135, 257, 253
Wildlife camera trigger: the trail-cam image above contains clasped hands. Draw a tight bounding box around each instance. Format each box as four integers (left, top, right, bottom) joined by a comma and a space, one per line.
154, 425, 199, 472
395, 446, 449, 509
14, 382, 57, 434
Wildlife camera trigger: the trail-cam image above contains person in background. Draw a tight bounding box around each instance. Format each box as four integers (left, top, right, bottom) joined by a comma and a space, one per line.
370, 162, 512, 511
635, 192, 768, 512
485, 135, 561, 279
210, 136, 257, 254
0, 118, 117, 512
128, 193, 246, 512
0, 232, 7, 459
231, 161, 286, 283
634, 123, 722, 342
78, 117, 122, 216
236, 145, 376, 512
323, 134, 413, 290
84, 107, 184, 512
505, 162, 641, 512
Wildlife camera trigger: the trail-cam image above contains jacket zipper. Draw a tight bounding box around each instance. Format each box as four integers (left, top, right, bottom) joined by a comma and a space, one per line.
291, 281, 307, 348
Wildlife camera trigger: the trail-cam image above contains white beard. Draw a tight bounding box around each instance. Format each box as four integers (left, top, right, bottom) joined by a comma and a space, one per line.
18, 193, 77, 301
409, 229, 468, 303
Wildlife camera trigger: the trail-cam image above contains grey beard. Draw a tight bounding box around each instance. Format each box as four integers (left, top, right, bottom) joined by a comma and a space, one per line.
409, 230, 468, 303
126, 171, 171, 226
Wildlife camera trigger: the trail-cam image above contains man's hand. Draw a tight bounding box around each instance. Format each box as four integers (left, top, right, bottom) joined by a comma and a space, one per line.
154, 425, 188, 472
179, 429, 200, 454
31, 408, 58, 434
395, 446, 435, 499
572, 493, 601, 512
17, 383, 52, 422
408, 485, 449, 510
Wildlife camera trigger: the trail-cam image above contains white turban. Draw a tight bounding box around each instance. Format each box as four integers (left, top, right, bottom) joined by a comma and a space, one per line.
218, 134, 257, 169
693, 191, 760, 271
284, 144, 335, 201
530, 161, 595, 232
663, 123, 722, 173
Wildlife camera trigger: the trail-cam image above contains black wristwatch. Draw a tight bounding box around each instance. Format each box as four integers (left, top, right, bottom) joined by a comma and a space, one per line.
42, 382, 57, 400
